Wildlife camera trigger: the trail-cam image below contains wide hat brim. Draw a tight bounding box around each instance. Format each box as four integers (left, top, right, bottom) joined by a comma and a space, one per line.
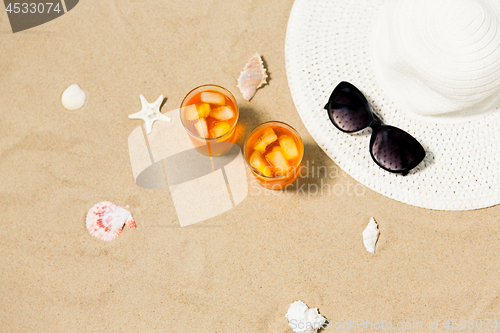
285, 0, 500, 210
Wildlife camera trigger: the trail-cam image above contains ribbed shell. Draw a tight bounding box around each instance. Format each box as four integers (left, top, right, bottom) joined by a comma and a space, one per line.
86, 201, 136, 241
237, 53, 268, 101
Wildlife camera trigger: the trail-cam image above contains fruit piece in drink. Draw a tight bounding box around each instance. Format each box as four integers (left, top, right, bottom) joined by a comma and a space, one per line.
185, 103, 211, 120
253, 127, 278, 153
249, 150, 272, 177
210, 122, 231, 138
194, 118, 209, 138
200, 92, 225, 105
265, 149, 291, 176
278, 135, 299, 160
270, 145, 289, 158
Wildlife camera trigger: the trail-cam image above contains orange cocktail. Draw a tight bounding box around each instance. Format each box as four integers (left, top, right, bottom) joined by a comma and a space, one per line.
244, 121, 304, 189
180, 85, 239, 156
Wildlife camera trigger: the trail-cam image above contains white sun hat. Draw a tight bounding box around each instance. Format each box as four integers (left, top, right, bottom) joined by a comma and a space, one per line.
285, 0, 500, 210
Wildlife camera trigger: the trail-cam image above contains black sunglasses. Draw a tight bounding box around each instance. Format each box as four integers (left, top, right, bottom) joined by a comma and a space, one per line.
324, 81, 425, 176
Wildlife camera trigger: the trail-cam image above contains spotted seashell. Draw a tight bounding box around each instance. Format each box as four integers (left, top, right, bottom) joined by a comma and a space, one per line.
237, 53, 268, 101
62, 84, 86, 110
86, 201, 136, 241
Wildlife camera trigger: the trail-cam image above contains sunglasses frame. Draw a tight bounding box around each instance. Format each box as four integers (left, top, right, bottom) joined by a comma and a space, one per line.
324, 81, 426, 175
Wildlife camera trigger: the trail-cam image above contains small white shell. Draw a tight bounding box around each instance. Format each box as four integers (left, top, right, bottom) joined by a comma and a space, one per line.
62, 84, 86, 110
237, 52, 268, 101
86, 201, 136, 241
363, 217, 380, 254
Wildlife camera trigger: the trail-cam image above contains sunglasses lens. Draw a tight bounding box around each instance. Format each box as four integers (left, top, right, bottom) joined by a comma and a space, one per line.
327, 84, 371, 132
370, 126, 425, 172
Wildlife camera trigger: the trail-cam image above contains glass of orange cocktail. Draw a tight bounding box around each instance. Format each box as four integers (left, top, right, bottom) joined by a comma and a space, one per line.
244, 121, 304, 190
180, 84, 239, 156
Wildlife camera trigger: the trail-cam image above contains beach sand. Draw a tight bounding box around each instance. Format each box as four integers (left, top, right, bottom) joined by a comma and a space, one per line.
1, 0, 500, 331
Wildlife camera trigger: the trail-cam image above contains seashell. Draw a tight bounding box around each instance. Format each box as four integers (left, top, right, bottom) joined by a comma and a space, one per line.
86, 201, 136, 241
62, 84, 86, 110
363, 217, 380, 254
237, 52, 268, 101
285, 300, 327, 333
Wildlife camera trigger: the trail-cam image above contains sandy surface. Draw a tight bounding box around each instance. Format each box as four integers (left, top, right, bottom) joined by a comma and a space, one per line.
1, 0, 500, 332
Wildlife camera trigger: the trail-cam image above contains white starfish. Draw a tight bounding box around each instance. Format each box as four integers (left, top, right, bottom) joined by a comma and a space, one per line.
128, 95, 171, 134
